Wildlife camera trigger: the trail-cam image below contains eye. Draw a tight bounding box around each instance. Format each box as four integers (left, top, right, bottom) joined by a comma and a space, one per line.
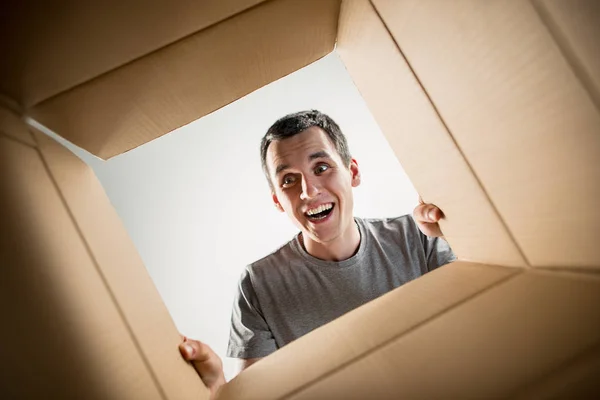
281, 174, 297, 188
314, 164, 329, 175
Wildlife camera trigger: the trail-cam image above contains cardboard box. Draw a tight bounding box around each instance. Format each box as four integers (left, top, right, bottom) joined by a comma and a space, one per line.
1, 0, 599, 398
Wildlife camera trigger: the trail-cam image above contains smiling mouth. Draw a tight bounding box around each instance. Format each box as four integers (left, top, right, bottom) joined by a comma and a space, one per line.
305, 203, 334, 221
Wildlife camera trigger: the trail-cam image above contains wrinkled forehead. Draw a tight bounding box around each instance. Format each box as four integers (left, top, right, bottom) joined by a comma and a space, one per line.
266, 127, 337, 173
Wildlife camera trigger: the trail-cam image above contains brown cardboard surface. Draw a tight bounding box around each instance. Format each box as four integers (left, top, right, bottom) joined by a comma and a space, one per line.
336, 0, 526, 267
3, 0, 599, 397
28, 0, 340, 160
217, 261, 520, 400
512, 343, 600, 399
286, 269, 600, 399
33, 130, 209, 400
0, 105, 35, 147
532, 0, 600, 109
0, 135, 163, 399
0, 0, 265, 107
372, 0, 600, 269
0, 93, 20, 112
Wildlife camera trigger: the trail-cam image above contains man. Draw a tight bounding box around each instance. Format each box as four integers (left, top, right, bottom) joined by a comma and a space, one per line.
179, 110, 454, 397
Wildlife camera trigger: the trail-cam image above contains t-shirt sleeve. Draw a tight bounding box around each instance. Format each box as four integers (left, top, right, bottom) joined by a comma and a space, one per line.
226, 267, 278, 359
422, 234, 456, 272
404, 214, 455, 271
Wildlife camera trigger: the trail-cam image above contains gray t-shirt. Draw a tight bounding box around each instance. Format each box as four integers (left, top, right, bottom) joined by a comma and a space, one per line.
227, 215, 455, 359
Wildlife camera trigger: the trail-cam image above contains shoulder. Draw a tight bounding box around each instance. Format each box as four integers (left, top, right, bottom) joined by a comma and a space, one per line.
236, 237, 302, 303
358, 215, 420, 236
244, 237, 300, 279
357, 215, 425, 251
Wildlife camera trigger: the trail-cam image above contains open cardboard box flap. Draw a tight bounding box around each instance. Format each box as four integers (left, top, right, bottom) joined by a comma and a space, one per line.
1, 0, 599, 398
1, 0, 339, 159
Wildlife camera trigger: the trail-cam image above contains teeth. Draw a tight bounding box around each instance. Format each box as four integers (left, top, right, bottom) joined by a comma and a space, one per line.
307, 203, 333, 216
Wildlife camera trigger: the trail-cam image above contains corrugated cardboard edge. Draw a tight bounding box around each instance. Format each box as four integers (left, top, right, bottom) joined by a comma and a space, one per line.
1, 0, 268, 107
28, 0, 341, 160
1, 128, 162, 399
32, 130, 209, 400
285, 269, 600, 399
217, 262, 522, 400
335, 0, 527, 267
371, 0, 600, 269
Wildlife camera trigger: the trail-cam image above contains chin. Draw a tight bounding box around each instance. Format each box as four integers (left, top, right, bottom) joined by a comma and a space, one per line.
310, 227, 341, 243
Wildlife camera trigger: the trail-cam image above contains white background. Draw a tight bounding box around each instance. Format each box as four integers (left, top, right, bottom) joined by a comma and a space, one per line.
54, 52, 419, 379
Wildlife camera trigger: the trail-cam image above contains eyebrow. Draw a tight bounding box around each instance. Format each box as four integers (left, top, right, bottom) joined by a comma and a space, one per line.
275, 163, 289, 175
275, 151, 332, 176
309, 151, 331, 161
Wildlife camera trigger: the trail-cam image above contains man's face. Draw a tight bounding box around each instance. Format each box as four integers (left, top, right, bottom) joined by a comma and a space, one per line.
266, 127, 361, 245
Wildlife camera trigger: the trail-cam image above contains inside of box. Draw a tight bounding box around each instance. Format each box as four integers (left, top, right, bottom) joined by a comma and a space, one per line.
2, 0, 600, 398
1, 0, 340, 159
39, 51, 424, 380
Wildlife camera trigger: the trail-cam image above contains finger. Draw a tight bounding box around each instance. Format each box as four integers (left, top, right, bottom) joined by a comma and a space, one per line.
184, 343, 223, 386
417, 221, 443, 237
414, 203, 444, 223
179, 341, 194, 360
179, 339, 211, 362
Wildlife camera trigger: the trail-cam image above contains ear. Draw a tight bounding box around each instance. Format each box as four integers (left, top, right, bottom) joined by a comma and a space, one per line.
349, 158, 361, 188
272, 192, 284, 212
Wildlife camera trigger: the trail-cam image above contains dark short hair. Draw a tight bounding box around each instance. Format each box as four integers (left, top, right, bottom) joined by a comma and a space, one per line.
260, 110, 352, 189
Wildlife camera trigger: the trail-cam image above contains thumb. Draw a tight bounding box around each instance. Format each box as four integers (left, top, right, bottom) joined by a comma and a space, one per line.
179, 339, 212, 363
179, 338, 225, 395
414, 202, 443, 223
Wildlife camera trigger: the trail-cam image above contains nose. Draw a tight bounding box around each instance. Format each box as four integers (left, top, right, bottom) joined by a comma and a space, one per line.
300, 175, 320, 200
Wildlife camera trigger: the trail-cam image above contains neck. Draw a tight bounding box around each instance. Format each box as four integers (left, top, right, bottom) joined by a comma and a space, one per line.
302, 219, 361, 262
